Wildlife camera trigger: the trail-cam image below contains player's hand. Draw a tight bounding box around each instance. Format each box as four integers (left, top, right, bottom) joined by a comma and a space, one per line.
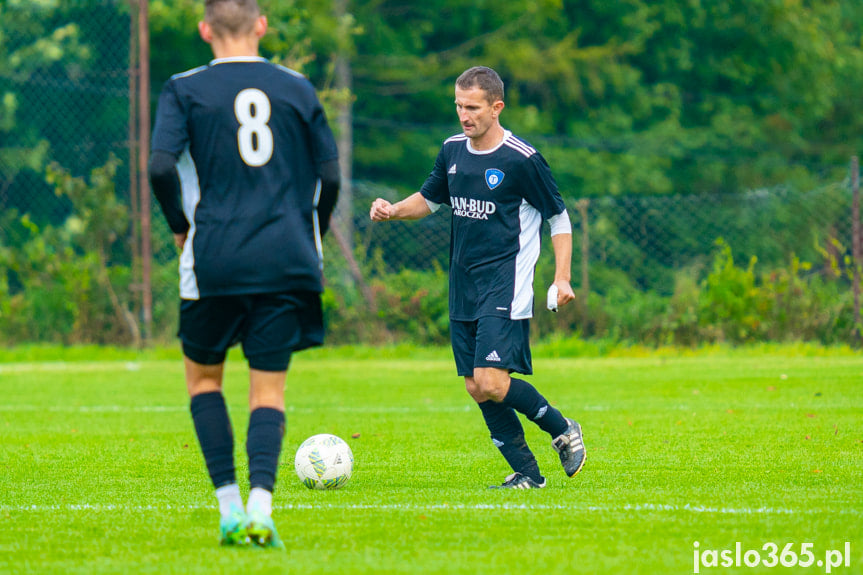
173, 232, 187, 250
369, 198, 394, 222
553, 279, 576, 308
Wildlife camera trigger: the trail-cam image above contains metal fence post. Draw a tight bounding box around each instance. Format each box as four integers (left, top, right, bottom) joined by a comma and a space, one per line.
137, 0, 152, 344
128, 0, 142, 344
852, 156, 860, 344
576, 199, 590, 312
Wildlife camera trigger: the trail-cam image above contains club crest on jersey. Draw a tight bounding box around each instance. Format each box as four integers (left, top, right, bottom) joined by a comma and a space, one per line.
485, 169, 505, 190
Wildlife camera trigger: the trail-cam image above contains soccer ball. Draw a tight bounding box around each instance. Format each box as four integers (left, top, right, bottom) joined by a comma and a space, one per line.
294, 434, 353, 490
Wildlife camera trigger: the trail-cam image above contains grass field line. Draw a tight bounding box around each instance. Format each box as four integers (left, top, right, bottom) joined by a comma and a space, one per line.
2, 502, 857, 516
0, 404, 623, 413
0, 402, 847, 414
0, 404, 188, 413
0, 404, 478, 414
0, 362, 150, 373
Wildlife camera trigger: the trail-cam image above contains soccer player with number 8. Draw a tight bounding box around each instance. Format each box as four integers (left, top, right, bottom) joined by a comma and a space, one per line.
149, 0, 340, 549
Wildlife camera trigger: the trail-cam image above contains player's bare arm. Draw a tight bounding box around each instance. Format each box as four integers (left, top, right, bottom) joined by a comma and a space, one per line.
551, 232, 576, 308
369, 192, 432, 222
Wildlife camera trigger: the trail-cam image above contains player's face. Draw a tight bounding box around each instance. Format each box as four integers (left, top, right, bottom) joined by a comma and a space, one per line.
455, 86, 503, 147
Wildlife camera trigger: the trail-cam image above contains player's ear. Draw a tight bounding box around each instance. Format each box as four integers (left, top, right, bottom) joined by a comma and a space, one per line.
254, 15, 268, 38
198, 21, 213, 44
492, 100, 505, 118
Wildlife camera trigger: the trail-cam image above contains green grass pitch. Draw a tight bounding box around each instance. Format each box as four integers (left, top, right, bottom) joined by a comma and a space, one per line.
0, 346, 861, 574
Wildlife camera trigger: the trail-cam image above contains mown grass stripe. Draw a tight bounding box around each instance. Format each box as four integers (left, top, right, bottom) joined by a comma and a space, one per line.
3, 503, 857, 515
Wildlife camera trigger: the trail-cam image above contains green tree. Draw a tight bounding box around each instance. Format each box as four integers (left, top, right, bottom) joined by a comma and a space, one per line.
0, 0, 89, 220
0, 0, 132, 223
341, 0, 863, 198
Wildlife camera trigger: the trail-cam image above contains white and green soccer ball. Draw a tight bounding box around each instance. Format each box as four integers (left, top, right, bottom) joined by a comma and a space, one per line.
294, 433, 354, 490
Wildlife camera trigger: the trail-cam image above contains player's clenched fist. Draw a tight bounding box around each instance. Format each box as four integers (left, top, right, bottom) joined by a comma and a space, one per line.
369, 198, 393, 221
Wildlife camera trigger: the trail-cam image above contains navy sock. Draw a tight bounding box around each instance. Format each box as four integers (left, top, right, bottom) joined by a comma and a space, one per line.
478, 401, 542, 484
503, 378, 569, 438
247, 407, 285, 492
190, 392, 236, 488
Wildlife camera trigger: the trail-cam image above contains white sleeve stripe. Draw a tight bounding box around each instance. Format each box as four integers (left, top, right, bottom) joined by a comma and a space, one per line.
503, 136, 536, 157
313, 179, 324, 268
170, 65, 208, 80
506, 134, 535, 153
444, 133, 468, 144
513, 137, 536, 155
424, 198, 442, 213
548, 209, 572, 236
273, 63, 308, 78
506, 132, 536, 155
312, 177, 322, 208
503, 141, 532, 158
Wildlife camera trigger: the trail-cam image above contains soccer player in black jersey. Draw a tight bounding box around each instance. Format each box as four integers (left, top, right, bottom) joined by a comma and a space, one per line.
149, 0, 339, 546
370, 66, 586, 489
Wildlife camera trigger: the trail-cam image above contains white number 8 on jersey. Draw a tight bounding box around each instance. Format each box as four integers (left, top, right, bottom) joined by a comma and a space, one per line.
234, 88, 273, 167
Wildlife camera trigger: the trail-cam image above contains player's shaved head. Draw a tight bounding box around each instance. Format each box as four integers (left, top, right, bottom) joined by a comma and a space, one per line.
456, 66, 504, 104
204, 0, 260, 38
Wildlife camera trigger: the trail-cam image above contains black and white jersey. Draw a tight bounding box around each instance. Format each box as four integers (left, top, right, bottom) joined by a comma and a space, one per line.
151, 57, 339, 299
420, 130, 567, 321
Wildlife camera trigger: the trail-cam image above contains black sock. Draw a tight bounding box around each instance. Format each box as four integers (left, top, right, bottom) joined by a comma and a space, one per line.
478, 401, 543, 483
247, 407, 285, 492
190, 392, 235, 488
503, 378, 569, 438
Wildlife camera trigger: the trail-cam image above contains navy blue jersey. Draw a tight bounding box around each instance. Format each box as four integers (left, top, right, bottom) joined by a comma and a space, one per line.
151, 57, 339, 299
420, 130, 566, 321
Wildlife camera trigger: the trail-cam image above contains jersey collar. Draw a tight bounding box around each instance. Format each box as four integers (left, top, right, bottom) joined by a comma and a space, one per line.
209, 56, 268, 66
466, 129, 511, 155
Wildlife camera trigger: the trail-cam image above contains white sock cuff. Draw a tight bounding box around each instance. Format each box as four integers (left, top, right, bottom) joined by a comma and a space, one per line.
215, 483, 243, 518
247, 487, 273, 516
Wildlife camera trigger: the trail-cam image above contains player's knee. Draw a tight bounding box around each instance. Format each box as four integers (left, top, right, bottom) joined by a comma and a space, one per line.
472, 370, 509, 402
464, 377, 483, 402
187, 377, 222, 398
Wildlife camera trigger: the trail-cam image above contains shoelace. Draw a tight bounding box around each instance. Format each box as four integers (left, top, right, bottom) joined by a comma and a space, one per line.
503, 473, 526, 487
511, 477, 529, 488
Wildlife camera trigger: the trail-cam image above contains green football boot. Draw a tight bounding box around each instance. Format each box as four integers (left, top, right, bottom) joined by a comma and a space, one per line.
219, 504, 250, 547
246, 506, 285, 550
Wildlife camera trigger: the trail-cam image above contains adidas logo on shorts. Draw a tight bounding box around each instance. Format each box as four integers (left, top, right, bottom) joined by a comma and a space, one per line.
485, 350, 502, 362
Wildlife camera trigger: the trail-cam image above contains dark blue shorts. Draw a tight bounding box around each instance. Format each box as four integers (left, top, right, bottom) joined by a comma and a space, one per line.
179, 291, 323, 372
450, 316, 533, 377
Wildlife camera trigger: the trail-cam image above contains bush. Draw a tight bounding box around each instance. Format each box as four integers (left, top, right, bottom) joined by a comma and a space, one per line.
0, 157, 140, 345
1, 161, 857, 350
530, 236, 857, 347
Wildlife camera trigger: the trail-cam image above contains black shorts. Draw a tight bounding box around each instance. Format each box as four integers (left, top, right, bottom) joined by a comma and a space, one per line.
179, 291, 324, 372
450, 316, 533, 377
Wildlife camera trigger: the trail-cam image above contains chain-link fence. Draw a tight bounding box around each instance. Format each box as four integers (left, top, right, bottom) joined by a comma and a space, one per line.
0, 1, 154, 345
0, 2, 132, 225
1, 3, 859, 347
355, 182, 855, 290
323, 178, 858, 347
